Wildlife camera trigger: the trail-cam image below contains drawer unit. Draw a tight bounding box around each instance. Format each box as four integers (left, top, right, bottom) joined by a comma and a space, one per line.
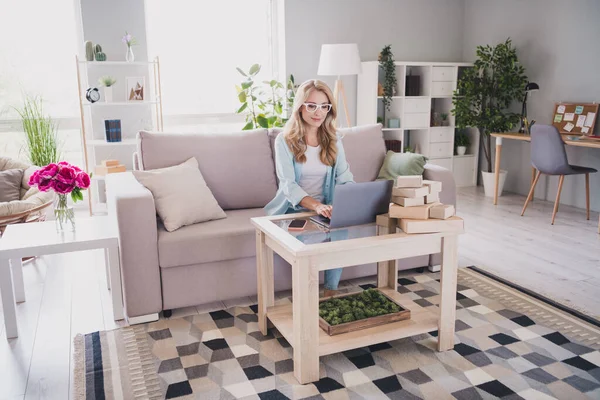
432, 66, 455, 82
427, 157, 453, 171
403, 113, 430, 129
430, 127, 453, 143
428, 142, 453, 159
404, 98, 430, 113
431, 81, 453, 97
453, 155, 476, 187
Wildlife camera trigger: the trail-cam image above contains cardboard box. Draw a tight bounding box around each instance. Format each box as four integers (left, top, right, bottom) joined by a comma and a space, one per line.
426, 191, 440, 204
102, 159, 120, 167
423, 180, 442, 193
376, 213, 397, 232
95, 164, 126, 176
395, 175, 423, 188
398, 216, 464, 234
392, 196, 425, 207
392, 186, 429, 198
430, 204, 455, 220
389, 202, 440, 220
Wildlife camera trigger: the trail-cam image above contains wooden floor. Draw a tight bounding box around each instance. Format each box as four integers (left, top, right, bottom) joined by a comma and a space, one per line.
0, 187, 598, 399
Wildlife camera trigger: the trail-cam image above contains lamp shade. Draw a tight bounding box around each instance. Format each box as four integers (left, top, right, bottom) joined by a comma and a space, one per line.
525, 82, 539, 91
317, 43, 362, 76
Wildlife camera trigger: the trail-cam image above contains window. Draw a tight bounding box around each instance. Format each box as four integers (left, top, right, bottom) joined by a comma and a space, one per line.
145, 0, 278, 118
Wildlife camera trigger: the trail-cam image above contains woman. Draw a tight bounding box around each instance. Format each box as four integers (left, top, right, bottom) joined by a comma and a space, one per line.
265, 79, 354, 296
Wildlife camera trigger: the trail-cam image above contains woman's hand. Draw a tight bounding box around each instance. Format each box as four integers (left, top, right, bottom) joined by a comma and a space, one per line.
315, 203, 333, 219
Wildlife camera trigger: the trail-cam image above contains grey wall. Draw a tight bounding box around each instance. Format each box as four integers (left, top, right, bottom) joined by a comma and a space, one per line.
285, 0, 465, 126
463, 0, 600, 211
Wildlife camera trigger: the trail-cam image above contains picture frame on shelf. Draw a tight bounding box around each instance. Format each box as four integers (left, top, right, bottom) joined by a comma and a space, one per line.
126, 76, 145, 101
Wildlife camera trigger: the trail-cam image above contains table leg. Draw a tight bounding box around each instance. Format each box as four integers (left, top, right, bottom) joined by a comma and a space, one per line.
0, 259, 18, 339
438, 235, 458, 351
256, 230, 274, 336
531, 167, 537, 202
493, 137, 503, 205
293, 257, 319, 384
107, 246, 124, 321
104, 248, 111, 290
376, 226, 398, 291
10, 258, 25, 303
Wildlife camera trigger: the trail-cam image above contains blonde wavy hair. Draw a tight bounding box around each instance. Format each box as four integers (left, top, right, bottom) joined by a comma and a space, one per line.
284, 79, 338, 166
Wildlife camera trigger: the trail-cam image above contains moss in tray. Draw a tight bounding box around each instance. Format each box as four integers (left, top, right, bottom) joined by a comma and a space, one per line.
319, 289, 401, 326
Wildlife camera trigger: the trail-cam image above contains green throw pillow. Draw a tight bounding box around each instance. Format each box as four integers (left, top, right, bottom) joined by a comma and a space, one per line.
377, 151, 428, 181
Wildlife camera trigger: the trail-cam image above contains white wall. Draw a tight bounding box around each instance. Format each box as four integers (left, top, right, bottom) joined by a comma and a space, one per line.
285, 0, 465, 126
463, 0, 600, 211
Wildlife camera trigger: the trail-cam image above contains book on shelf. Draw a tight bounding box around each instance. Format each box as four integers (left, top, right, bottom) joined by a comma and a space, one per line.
104, 119, 122, 142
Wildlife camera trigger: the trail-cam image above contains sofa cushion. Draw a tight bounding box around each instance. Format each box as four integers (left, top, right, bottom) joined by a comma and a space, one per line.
0, 169, 24, 202
377, 151, 428, 180
138, 129, 277, 210
158, 207, 266, 268
337, 124, 387, 182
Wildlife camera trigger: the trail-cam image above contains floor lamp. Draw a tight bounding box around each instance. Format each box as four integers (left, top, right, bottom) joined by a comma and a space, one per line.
317, 44, 362, 127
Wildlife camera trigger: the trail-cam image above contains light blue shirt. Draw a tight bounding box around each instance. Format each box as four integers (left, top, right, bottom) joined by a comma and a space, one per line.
265, 133, 355, 216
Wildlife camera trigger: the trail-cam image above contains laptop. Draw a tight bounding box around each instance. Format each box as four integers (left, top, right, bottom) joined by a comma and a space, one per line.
309, 180, 394, 229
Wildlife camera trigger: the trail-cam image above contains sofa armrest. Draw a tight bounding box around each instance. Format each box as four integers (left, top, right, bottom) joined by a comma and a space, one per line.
106, 172, 162, 318
423, 164, 456, 206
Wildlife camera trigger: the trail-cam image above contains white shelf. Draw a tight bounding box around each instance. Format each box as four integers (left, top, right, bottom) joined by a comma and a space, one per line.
92, 172, 131, 181
377, 96, 403, 99
83, 101, 158, 107
87, 139, 137, 146
382, 128, 403, 131
453, 154, 475, 158
78, 61, 157, 66
431, 126, 455, 129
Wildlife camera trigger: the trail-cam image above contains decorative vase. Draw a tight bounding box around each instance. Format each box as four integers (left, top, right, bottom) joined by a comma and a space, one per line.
456, 146, 467, 156
54, 194, 75, 232
126, 46, 135, 62
104, 86, 113, 102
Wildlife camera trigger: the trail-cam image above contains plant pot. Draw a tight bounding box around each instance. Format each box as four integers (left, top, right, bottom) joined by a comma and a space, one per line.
456, 146, 467, 156
104, 86, 113, 103
482, 170, 507, 198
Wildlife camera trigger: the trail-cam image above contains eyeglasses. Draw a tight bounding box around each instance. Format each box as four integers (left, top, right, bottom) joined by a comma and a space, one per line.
303, 102, 332, 113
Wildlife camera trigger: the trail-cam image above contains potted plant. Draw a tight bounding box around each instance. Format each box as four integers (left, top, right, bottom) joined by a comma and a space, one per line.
98, 76, 117, 102
441, 113, 449, 126
452, 38, 528, 197
455, 130, 470, 156
378, 45, 397, 113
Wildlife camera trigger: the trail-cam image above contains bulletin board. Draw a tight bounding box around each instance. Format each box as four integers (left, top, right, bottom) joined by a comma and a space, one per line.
552, 102, 598, 135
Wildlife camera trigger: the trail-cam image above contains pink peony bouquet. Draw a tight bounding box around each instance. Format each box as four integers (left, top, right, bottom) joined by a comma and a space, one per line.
29, 161, 91, 203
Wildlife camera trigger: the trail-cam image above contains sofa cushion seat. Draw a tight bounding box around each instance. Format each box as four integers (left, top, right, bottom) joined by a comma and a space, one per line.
158, 207, 266, 268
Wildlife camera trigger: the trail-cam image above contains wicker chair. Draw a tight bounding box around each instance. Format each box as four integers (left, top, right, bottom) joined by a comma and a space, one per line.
0, 157, 54, 236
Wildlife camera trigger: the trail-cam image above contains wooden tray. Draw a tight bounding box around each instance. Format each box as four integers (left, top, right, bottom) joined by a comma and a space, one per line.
319, 289, 411, 336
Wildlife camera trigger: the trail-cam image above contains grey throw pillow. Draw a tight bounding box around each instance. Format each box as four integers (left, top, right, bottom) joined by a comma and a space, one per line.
0, 169, 24, 202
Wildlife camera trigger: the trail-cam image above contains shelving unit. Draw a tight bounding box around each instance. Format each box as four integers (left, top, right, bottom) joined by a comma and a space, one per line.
357, 61, 479, 187
75, 56, 164, 214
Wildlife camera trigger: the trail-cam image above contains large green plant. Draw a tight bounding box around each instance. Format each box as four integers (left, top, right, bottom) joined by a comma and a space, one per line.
452, 38, 527, 173
378, 45, 397, 112
235, 64, 296, 130
15, 96, 61, 166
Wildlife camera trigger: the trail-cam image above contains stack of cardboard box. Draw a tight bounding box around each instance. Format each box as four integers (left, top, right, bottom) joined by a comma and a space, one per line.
378, 175, 464, 234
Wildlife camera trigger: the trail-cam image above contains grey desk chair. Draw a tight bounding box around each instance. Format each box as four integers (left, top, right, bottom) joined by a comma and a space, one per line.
521, 125, 597, 224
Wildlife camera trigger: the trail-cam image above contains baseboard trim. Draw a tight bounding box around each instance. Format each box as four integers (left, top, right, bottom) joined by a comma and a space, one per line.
127, 313, 159, 325
467, 266, 600, 328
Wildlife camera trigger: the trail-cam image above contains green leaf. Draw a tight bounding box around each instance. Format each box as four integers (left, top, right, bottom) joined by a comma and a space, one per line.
241, 80, 253, 90
274, 103, 282, 115
249, 64, 261, 75
242, 121, 254, 130
71, 191, 78, 203
236, 103, 248, 113
257, 115, 269, 128
236, 67, 247, 77
238, 92, 247, 103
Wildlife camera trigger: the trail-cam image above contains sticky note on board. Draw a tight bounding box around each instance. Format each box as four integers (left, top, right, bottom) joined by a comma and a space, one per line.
564, 113, 575, 122
584, 112, 595, 127
576, 114, 586, 128
575, 106, 584, 114
563, 122, 575, 132
582, 127, 590, 134
557, 105, 566, 114
554, 114, 563, 123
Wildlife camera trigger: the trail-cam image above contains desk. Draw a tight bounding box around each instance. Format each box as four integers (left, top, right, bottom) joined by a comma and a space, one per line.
491, 132, 600, 232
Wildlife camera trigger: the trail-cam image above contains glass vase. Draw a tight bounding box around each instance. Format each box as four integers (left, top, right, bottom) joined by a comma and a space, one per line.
54, 194, 75, 232
126, 46, 135, 62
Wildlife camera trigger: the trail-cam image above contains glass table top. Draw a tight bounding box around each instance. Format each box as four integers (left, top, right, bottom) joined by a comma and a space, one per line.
275, 217, 381, 245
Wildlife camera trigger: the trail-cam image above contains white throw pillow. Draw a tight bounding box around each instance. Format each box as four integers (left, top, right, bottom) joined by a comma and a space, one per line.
132, 157, 226, 232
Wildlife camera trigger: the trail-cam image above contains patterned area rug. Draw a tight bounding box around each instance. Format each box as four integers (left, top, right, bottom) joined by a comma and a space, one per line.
73, 268, 600, 399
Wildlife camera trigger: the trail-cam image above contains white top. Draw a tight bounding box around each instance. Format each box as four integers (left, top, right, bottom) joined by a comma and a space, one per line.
298, 145, 327, 203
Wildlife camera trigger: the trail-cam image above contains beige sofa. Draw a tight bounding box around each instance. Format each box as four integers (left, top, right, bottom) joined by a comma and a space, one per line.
106, 124, 456, 321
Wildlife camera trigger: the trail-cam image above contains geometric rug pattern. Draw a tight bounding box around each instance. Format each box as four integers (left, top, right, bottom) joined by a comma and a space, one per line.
74, 269, 600, 399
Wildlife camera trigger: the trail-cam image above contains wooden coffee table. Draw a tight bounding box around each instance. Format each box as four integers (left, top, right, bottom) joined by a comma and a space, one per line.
251, 212, 462, 384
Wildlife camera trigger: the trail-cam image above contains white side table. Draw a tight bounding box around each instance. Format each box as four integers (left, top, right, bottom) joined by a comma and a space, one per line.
0, 216, 123, 339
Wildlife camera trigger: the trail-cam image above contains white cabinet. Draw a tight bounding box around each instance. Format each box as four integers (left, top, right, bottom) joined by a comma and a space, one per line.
357, 60, 479, 187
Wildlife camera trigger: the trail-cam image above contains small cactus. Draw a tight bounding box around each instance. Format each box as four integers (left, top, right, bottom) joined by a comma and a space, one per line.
94, 44, 102, 53
95, 51, 107, 61
85, 41, 94, 61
